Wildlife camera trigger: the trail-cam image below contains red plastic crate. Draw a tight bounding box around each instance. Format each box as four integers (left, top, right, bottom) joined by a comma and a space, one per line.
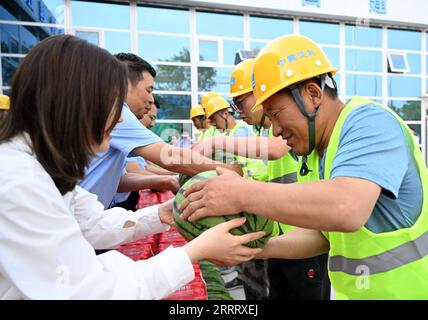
137, 190, 159, 209
118, 244, 153, 261
157, 190, 175, 203
158, 230, 187, 245
162, 282, 207, 300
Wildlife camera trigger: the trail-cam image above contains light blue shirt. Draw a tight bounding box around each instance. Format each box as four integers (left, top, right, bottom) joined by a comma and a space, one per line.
319, 103, 423, 233
79, 104, 161, 209
126, 156, 147, 170
232, 124, 255, 137
111, 157, 148, 206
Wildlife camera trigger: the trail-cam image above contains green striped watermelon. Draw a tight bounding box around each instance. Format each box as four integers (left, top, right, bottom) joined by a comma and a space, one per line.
178, 151, 234, 187
173, 170, 273, 248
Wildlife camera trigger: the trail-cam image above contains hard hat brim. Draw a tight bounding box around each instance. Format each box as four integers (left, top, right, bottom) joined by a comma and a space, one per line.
251, 67, 338, 112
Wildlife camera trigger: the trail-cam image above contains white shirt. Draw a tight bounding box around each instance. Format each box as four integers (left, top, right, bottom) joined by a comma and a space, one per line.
0, 135, 194, 299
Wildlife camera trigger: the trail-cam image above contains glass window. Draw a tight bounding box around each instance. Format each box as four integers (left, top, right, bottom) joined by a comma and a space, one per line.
345, 49, 382, 72
250, 16, 293, 40
223, 40, 244, 65
333, 74, 341, 96
196, 11, 243, 37
299, 20, 339, 45
346, 74, 382, 97
75, 30, 99, 46
198, 67, 233, 93
388, 100, 421, 121
407, 124, 421, 145
1, 24, 63, 54
72, 1, 130, 29
406, 53, 421, 75
0, 1, 64, 24
151, 122, 193, 143
2, 57, 24, 86
1, 88, 11, 96
104, 31, 131, 54
345, 25, 382, 48
139, 35, 190, 62
388, 76, 421, 98
155, 94, 192, 120
153, 65, 191, 91
388, 29, 421, 51
137, 6, 189, 34
322, 47, 340, 69
387, 52, 409, 73
199, 40, 218, 62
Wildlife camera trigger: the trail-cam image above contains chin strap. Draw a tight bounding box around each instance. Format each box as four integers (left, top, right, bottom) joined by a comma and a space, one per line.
255, 113, 266, 135
289, 74, 332, 176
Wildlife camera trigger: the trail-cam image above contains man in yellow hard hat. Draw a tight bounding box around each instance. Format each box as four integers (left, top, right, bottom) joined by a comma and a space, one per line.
193, 58, 330, 299
0, 95, 10, 121
189, 103, 217, 141
181, 34, 428, 299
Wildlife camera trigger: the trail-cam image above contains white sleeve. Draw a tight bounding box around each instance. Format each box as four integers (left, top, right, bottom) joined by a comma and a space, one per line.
0, 178, 194, 299
73, 186, 169, 249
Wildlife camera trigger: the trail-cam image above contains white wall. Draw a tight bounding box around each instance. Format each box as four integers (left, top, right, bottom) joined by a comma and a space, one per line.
144, 0, 428, 29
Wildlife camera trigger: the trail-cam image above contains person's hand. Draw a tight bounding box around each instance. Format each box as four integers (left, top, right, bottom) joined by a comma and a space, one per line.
180, 167, 245, 222
158, 198, 175, 226
167, 175, 180, 194
191, 137, 216, 157
183, 217, 265, 265
151, 176, 180, 194
224, 162, 244, 176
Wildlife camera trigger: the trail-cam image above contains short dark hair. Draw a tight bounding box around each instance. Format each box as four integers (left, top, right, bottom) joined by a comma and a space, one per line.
114, 53, 156, 86
0, 35, 127, 195
279, 74, 338, 100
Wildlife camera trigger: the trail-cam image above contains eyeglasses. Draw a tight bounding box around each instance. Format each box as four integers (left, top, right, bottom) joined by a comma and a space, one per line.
230, 93, 251, 112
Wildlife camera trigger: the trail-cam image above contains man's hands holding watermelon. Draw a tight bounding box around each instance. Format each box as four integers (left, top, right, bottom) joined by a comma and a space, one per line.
180, 166, 245, 222
183, 217, 265, 265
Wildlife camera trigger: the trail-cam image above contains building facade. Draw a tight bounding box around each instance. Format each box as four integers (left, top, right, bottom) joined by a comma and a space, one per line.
1, 0, 427, 161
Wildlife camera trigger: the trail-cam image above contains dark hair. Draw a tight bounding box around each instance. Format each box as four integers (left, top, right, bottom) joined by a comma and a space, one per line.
114, 53, 156, 86
279, 74, 338, 100
0, 35, 127, 195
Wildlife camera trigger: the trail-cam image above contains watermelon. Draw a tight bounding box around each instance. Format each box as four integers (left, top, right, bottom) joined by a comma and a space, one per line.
173, 170, 273, 248
178, 173, 192, 187
178, 151, 234, 187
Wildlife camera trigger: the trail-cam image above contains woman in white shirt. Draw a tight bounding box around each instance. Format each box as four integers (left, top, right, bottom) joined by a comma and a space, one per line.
0, 35, 264, 299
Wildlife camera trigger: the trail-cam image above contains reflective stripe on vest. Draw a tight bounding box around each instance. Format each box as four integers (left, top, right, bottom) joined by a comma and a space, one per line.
297, 96, 428, 299
329, 230, 428, 276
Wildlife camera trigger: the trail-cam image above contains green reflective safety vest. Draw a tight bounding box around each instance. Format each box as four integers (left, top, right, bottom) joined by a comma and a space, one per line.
197, 126, 220, 142
244, 127, 269, 182
267, 126, 298, 236
225, 122, 257, 176
297, 96, 428, 299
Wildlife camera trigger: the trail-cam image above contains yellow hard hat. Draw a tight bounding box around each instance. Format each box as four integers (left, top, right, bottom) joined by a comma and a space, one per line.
230, 58, 255, 98
201, 92, 219, 107
0, 95, 10, 110
205, 97, 230, 119
252, 34, 337, 111
190, 104, 205, 119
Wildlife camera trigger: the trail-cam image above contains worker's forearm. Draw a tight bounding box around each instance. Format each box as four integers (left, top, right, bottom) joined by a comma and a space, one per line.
159, 145, 241, 176
117, 174, 173, 193
239, 178, 367, 232
215, 136, 289, 160
259, 228, 329, 260
146, 164, 175, 175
